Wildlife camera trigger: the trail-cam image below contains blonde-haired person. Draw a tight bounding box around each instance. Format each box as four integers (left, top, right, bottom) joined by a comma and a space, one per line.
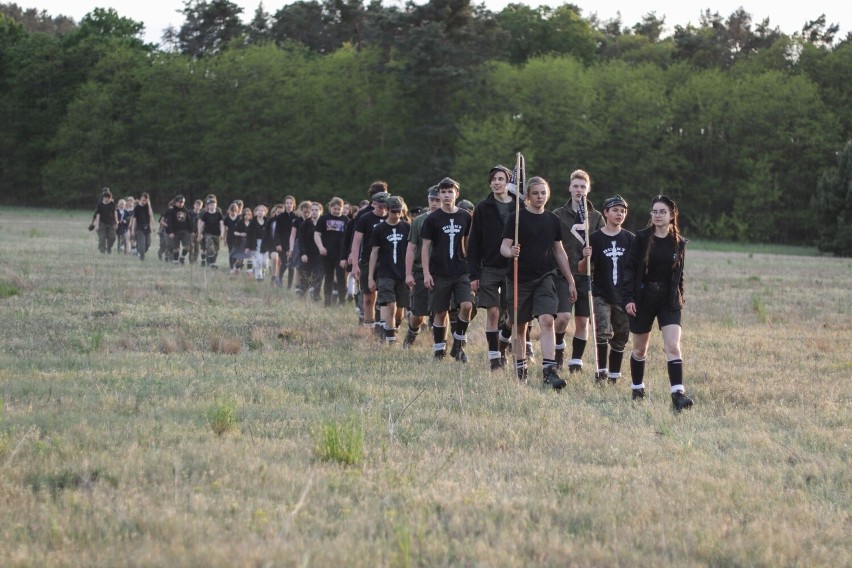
621, 195, 693, 411
249, 205, 270, 280
314, 197, 348, 305
500, 177, 577, 387
115, 198, 130, 254
553, 169, 604, 374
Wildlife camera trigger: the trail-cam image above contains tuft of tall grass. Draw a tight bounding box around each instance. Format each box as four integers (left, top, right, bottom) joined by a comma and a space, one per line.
315, 416, 363, 466
206, 399, 237, 436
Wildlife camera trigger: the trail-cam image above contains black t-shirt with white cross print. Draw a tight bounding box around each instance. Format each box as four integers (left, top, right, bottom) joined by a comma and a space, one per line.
421, 208, 471, 277
370, 220, 410, 281
588, 228, 634, 304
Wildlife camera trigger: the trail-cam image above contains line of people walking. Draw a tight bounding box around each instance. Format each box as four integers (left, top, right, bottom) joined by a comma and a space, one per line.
89, 166, 694, 411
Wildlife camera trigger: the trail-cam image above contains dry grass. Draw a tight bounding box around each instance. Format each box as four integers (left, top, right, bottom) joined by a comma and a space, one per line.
0, 207, 849, 566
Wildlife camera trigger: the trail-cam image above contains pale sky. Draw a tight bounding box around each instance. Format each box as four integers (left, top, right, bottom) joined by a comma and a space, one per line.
21, 0, 850, 46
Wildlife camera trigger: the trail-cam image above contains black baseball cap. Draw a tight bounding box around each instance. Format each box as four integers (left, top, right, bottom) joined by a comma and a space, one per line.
602, 195, 628, 210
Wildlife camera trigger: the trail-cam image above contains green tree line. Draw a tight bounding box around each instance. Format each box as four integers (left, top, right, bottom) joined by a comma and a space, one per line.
1, 1, 851, 252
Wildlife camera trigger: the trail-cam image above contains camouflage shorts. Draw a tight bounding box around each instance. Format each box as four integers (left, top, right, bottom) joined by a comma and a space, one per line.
593, 296, 630, 350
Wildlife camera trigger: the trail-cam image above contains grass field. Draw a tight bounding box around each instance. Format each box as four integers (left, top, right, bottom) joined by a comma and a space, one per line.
0, 207, 849, 567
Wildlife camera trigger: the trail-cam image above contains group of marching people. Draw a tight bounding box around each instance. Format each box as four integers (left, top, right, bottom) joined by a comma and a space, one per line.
90, 164, 694, 411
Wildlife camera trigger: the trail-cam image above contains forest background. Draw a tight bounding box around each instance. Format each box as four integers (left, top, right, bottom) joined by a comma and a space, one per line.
1, 0, 851, 253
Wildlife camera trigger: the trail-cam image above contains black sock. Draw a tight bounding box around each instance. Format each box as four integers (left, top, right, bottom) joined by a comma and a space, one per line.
407, 323, 419, 336
555, 331, 566, 348
668, 359, 683, 389
384, 323, 397, 342
499, 323, 513, 342
525, 325, 532, 342
630, 354, 645, 387
453, 317, 469, 341
609, 348, 625, 375
432, 324, 447, 347
571, 336, 587, 360
486, 330, 499, 353
596, 342, 609, 372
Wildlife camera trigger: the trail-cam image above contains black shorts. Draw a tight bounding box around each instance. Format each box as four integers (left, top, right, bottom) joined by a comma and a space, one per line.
377, 277, 410, 308
508, 271, 558, 324
429, 273, 473, 314
359, 262, 371, 293
476, 266, 508, 310
629, 282, 682, 334
556, 273, 590, 317
409, 270, 429, 316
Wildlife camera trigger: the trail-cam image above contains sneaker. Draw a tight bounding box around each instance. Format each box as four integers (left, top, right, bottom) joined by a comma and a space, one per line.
671, 391, 694, 411
433, 349, 446, 361
543, 366, 566, 390
632, 388, 645, 401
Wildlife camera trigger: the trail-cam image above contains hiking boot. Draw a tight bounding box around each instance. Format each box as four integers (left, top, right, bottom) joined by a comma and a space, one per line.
607, 374, 618, 384
554, 349, 564, 369
543, 366, 566, 390
433, 349, 446, 361
402, 330, 417, 349
450, 340, 467, 363
516, 366, 528, 383
594, 370, 608, 384
568, 363, 583, 374
671, 391, 694, 412
489, 357, 504, 371
632, 388, 645, 401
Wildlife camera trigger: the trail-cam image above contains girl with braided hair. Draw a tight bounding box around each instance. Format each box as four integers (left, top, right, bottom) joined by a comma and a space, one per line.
621, 195, 694, 411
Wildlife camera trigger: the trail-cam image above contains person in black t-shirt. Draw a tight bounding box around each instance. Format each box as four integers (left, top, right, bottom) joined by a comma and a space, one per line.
368, 196, 411, 343
421, 177, 473, 362
298, 202, 323, 300
620, 195, 693, 411
165, 195, 193, 265
579, 195, 634, 384
350, 191, 389, 327
223, 203, 242, 272
129, 192, 154, 261
314, 197, 349, 305
92, 188, 118, 254
275, 196, 297, 287
289, 201, 311, 292
197, 197, 225, 268
500, 177, 577, 388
